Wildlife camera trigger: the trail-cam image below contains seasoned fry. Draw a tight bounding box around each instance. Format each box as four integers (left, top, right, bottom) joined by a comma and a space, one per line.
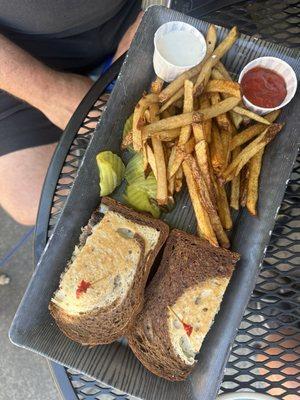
216, 181, 233, 230
159, 87, 184, 113
195, 140, 217, 206
186, 155, 230, 248
175, 165, 183, 193
121, 130, 133, 150
194, 26, 239, 95
215, 61, 232, 81
230, 146, 241, 210
193, 123, 205, 143
246, 148, 264, 215
210, 122, 225, 172
202, 97, 240, 120
182, 160, 218, 246
146, 144, 157, 179
199, 94, 212, 142
232, 106, 271, 125
151, 77, 164, 94
206, 79, 241, 98
142, 111, 203, 136
167, 145, 177, 196
239, 165, 249, 207
230, 110, 281, 150
132, 101, 146, 152
142, 127, 181, 141
223, 123, 283, 181
142, 142, 148, 171
210, 92, 231, 131
184, 137, 196, 154
159, 24, 217, 103
206, 24, 217, 56
220, 128, 231, 168
168, 80, 194, 178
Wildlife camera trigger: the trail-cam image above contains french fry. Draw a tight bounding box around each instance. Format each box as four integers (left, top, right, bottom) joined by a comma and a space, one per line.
159, 24, 217, 103
194, 26, 239, 95
142, 142, 148, 171
206, 24, 217, 56
182, 160, 218, 246
210, 92, 231, 131
195, 140, 217, 206
175, 165, 183, 193
167, 145, 177, 196
185, 155, 230, 248
210, 122, 225, 173
230, 110, 281, 150
168, 80, 194, 178
151, 77, 164, 94
142, 127, 181, 141
206, 79, 241, 98
201, 97, 240, 120
121, 130, 133, 150
239, 165, 249, 207
216, 181, 233, 230
246, 148, 264, 215
199, 94, 212, 142
159, 87, 184, 113
223, 123, 283, 182
232, 106, 271, 125
146, 144, 157, 179
215, 61, 232, 81
230, 146, 241, 210
220, 128, 231, 168
142, 111, 203, 137
193, 123, 205, 143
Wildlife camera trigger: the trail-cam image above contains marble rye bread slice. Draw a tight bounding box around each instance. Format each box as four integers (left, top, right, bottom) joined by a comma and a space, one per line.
127, 229, 239, 381
49, 197, 169, 346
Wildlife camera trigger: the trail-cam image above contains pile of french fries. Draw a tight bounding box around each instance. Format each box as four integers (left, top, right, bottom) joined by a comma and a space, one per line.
122, 25, 284, 248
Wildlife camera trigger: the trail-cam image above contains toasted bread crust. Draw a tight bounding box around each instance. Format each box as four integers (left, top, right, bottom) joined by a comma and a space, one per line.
127, 229, 239, 380
49, 197, 169, 346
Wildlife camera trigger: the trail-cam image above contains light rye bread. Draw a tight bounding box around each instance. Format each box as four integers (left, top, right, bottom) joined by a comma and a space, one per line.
127, 229, 239, 381
49, 197, 169, 346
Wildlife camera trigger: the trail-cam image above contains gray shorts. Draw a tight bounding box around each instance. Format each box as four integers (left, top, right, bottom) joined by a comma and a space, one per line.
0, 90, 61, 156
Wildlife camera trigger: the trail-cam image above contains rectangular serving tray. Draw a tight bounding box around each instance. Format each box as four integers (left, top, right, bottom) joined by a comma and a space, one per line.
10, 6, 300, 400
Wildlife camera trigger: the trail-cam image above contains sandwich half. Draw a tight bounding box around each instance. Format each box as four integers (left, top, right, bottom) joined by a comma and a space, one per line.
49, 197, 169, 345
127, 229, 239, 381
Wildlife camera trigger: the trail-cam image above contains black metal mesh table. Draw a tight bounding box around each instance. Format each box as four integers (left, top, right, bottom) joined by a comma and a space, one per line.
34, 1, 300, 399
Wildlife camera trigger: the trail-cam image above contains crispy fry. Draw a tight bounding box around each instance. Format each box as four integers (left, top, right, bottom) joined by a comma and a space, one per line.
151, 77, 164, 94
246, 148, 264, 215
195, 140, 217, 206
121, 130, 133, 150
142, 127, 181, 141
202, 97, 240, 120
232, 106, 271, 125
185, 155, 230, 248
167, 145, 177, 196
142, 142, 148, 171
199, 94, 212, 142
132, 101, 146, 152
175, 165, 183, 193
194, 26, 239, 95
239, 165, 249, 207
230, 146, 241, 210
159, 24, 217, 103
215, 61, 232, 81
159, 87, 184, 113
142, 111, 203, 136
182, 160, 218, 246
206, 24, 217, 56
223, 123, 284, 181
220, 128, 231, 168
210, 92, 231, 131
193, 123, 205, 143
210, 122, 225, 173
146, 144, 157, 179
206, 79, 241, 98
216, 181, 233, 230
230, 110, 281, 150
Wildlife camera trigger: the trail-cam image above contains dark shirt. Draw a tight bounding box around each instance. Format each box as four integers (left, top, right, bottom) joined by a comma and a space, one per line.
0, 0, 141, 72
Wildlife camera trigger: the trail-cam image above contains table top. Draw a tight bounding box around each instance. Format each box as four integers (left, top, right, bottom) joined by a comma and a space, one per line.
34, 1, 300, 399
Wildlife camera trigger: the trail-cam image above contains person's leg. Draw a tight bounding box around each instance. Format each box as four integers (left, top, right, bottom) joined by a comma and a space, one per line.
0, 143, 57, 225
0, 91, 61, 225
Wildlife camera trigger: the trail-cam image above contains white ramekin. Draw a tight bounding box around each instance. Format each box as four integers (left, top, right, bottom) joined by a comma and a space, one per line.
238, 56, 297, 115
153, 21, 206, 83
217, 392, 279, 400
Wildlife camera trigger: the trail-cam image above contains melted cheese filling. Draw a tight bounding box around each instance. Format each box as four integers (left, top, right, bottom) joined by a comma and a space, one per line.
52, 211, 160, 314
168, 277, 229, 365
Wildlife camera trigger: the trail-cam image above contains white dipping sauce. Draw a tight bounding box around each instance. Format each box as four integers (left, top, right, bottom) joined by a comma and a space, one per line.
156, 30, 205, 67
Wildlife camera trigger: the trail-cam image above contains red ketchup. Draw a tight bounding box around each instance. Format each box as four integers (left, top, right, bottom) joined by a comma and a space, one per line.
76, 280, 91, 298
241, 67, 287, 108
182, 322, 193, 337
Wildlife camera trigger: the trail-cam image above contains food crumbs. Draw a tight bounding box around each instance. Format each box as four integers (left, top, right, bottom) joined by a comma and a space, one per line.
183, 322, 193, 336
76, 280, 92, 298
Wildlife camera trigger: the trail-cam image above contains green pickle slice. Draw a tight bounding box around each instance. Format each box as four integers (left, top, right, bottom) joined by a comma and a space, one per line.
124, 184, 160, 218
96, 151, 125, 196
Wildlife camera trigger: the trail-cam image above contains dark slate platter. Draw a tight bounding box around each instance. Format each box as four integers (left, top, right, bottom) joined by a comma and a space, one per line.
9, 6, 300, 400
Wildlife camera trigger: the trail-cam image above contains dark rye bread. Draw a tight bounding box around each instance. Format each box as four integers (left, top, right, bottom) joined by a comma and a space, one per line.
49, 197, 169, 346
127, 229, 239, 381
